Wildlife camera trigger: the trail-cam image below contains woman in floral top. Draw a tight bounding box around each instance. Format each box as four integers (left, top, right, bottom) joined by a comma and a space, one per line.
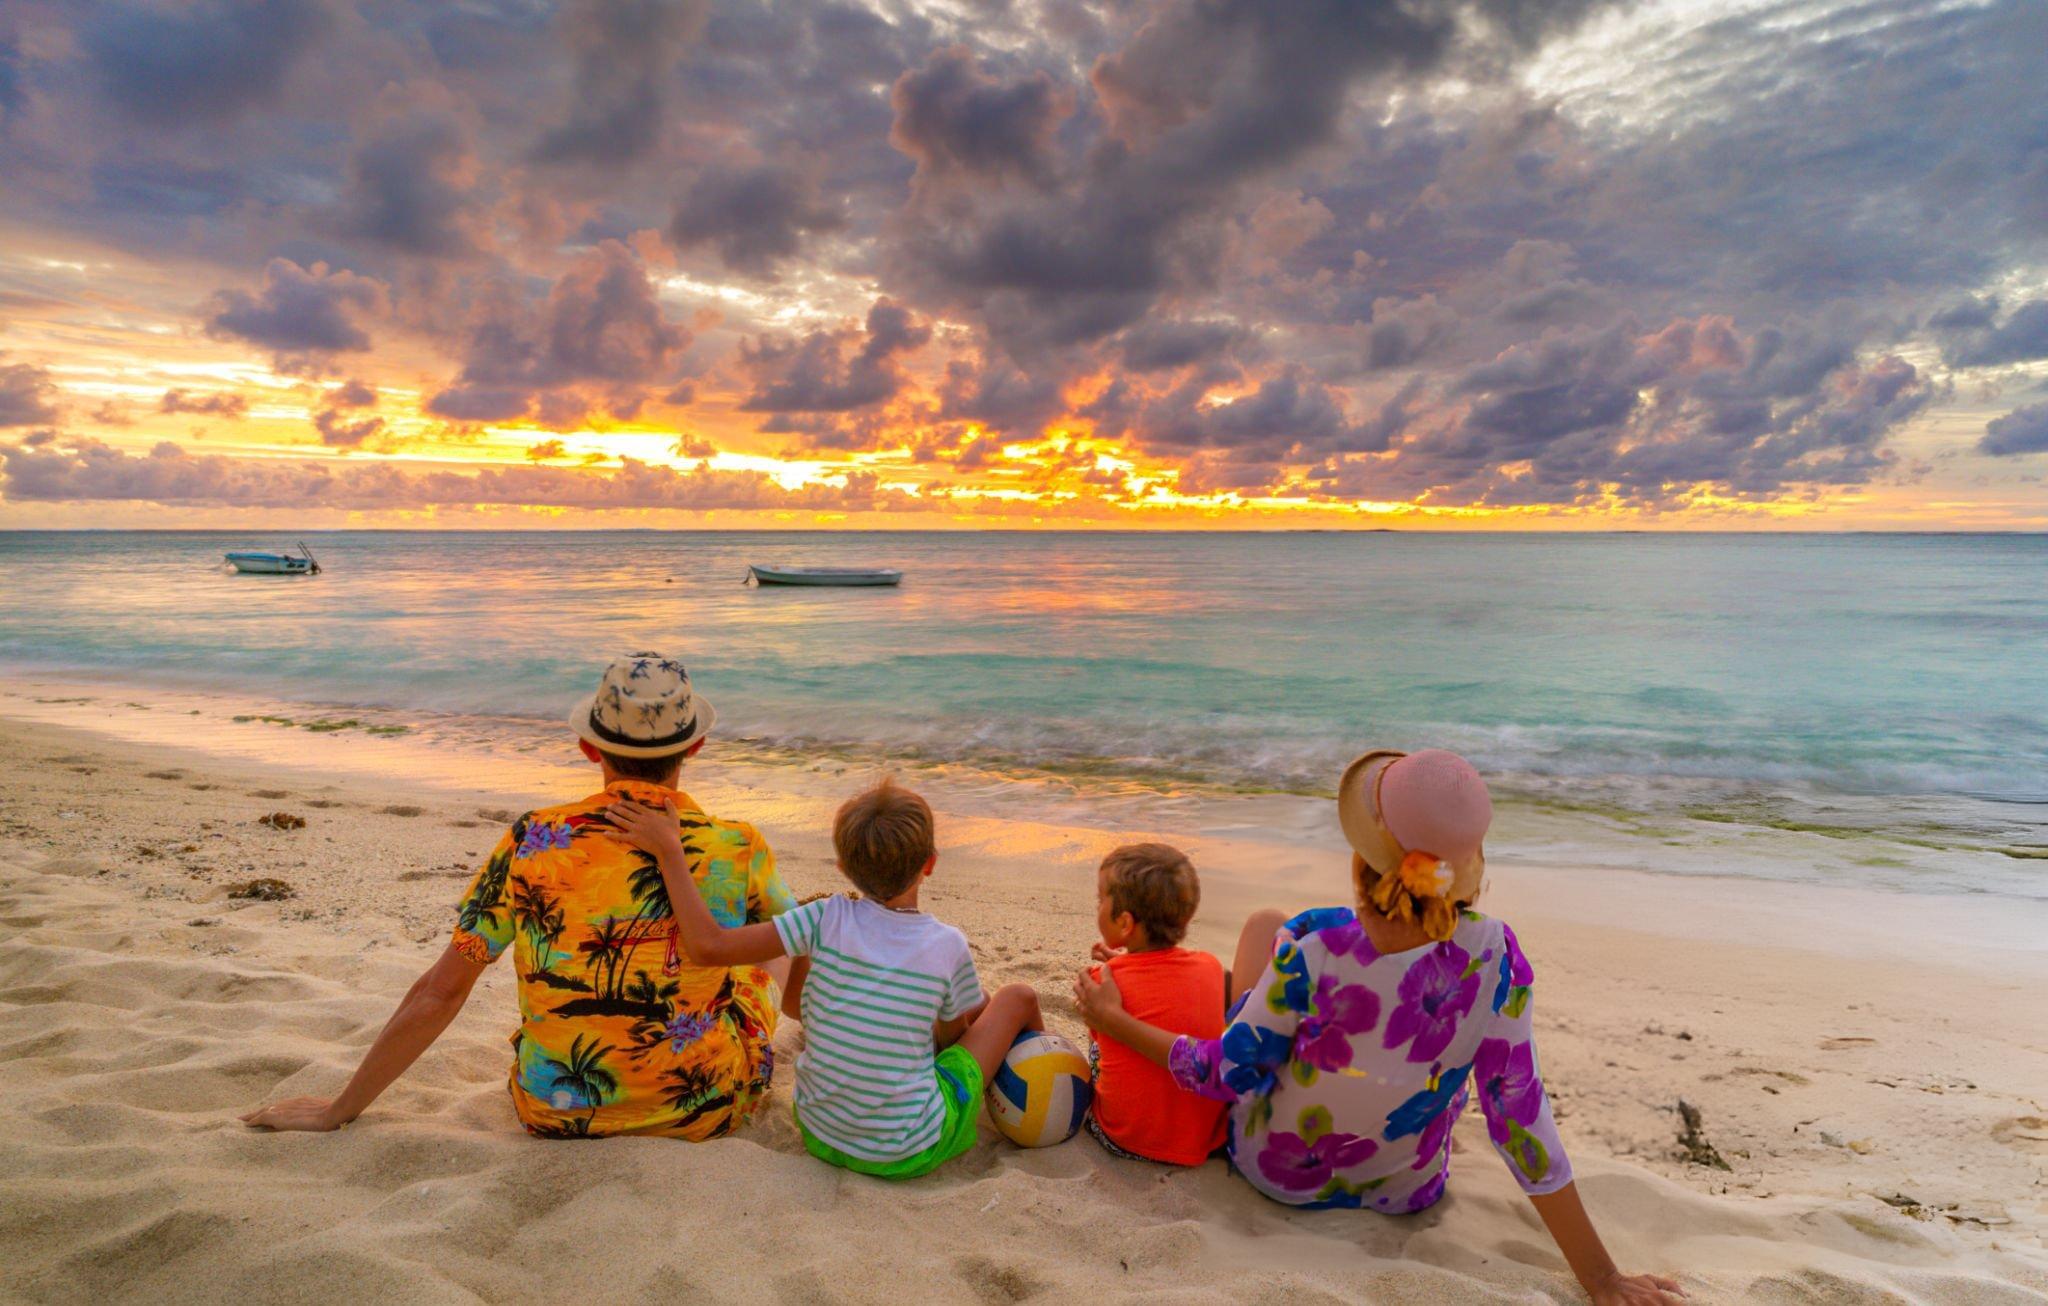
1164, 903, 1561, 1212
1076, 750, 1685, 1306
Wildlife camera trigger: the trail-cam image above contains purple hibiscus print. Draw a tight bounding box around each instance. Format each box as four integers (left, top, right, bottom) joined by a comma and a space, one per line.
1256, 1129, 1379, 1195
1472, 1037, 1545, 1143
1296, 974, 1381, 1071
664, 1010, 717, 1052
1318, 918, 1380, 966
1412, 1082, 1468, 1171
1404, 1169, 1447, 1212
517, 821, 575, 859
1382, 941, 1480, 1064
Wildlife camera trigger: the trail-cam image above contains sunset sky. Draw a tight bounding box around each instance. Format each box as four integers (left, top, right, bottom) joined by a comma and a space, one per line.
1, 0, 2044, 529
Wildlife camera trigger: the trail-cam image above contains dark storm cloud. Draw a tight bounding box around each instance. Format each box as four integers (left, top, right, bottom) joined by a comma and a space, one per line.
204, 259, 388, 358
312, 377, 381, 447
1464, 0, 1615, 49
426, 240, 690, 425
1365, 296, 1459, 370
325, 378, 378, 409
1928, 297, 1998, 332
1980, 402, 2048, 458
1132, 368, 1383, 462
669, 163, 846, 277
1318, 317, 1934, 507
1939, 299, 2048, 369
886, 0, 1625, 359
1549, 1, 2042, 309
889, 46, 1072, 186
0, 435, 923, 513
890, 1, 1456, 355
84, 0, 333, 124
531, 0, 708, 166
0, 360, 60, 427
160, 389, 249, 418
86, 159, 247, 225
740, 299, 930, 414
1117, 319, 1248, 372
937, 354, 1067, 435
340, 87, 489, 258
1244, 0, 2047, 378
313, 410, 382, 447
0, 34, 25, 127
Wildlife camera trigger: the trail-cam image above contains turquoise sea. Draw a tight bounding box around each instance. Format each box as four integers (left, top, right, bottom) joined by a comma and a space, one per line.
1, 530, 2043, 888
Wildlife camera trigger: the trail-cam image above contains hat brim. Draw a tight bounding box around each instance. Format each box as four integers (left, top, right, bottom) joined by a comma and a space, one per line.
567, 692, 716, 758
1337, 749, 1485, 902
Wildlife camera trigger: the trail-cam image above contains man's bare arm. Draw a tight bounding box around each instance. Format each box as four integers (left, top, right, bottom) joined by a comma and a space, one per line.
243, 943, 485, 1131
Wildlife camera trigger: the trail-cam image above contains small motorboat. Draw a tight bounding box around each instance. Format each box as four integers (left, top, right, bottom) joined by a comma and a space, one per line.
747, 564, 901, 587
226, 541, 321, 575
226, 552, 316, 574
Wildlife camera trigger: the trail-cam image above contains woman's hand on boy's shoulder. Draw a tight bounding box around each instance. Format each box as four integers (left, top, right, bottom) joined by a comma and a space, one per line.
1072, 965, 1126, 1030
595, 797, 686, 859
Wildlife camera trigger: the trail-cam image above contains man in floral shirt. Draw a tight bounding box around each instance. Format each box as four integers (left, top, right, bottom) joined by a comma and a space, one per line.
243, 653, 802, 1141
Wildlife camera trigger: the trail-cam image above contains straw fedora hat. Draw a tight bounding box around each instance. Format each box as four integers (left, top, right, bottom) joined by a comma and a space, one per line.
568, 652, 716, 758
1336, 748, 1491, 904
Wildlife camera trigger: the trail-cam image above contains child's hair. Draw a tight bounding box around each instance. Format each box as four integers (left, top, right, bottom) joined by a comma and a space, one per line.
833, 777, 934, 901
1099, 843, 1200, 946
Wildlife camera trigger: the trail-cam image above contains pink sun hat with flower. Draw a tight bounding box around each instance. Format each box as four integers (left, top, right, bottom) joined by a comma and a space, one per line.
1336, 748, 1492, 904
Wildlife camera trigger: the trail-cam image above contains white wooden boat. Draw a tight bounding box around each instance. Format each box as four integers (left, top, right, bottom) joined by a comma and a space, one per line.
747, 564, 901, 587
225, 542, 321, 575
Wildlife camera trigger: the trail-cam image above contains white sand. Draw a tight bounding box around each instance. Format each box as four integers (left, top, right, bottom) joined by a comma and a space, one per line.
2, 691, 2047, 1304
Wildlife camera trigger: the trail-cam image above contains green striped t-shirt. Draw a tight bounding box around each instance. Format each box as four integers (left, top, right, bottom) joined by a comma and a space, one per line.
774, 896, 985, 1163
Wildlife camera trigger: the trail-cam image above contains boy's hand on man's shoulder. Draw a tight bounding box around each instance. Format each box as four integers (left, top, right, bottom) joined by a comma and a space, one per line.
596, 797, 687, 858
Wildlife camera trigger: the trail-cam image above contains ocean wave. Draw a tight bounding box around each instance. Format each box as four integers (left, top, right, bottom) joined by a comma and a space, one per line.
3, 647, 2043, 813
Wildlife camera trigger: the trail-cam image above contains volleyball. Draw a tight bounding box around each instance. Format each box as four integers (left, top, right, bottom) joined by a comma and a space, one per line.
985, 1029, 1093, 1147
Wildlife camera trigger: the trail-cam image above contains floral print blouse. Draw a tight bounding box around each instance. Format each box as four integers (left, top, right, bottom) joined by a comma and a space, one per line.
1168, 906, 1571, 1212
451, 780, 796, 1141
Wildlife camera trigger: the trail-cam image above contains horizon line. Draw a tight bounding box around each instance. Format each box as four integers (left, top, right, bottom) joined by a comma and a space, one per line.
4, 526, 2045, 537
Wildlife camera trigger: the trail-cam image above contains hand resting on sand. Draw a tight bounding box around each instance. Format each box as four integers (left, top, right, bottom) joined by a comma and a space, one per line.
241, 1096, 347, 1131
1588, 1271, 1687, 1305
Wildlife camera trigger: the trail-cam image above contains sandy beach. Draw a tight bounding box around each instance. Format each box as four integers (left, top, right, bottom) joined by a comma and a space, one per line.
3, 688, 2047, 1304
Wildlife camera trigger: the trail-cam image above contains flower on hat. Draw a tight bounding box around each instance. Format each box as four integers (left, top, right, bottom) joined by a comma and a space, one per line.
1396, 850, 1453, 899
1362, 847, 1464, 943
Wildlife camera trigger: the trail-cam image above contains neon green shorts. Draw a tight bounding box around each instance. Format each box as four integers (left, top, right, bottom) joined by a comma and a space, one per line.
797, 1044, 983, 1179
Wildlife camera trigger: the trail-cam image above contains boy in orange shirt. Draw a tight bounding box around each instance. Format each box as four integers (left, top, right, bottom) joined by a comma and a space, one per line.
1083, 843, 1228, 1165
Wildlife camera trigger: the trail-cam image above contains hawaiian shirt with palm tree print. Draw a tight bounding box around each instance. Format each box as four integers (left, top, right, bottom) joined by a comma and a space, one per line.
451, 780, 797, 1140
